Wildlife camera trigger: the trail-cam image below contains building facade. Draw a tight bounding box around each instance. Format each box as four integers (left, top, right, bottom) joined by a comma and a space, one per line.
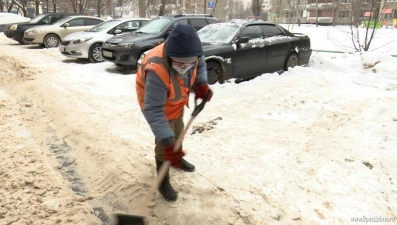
270, 0, 397, 26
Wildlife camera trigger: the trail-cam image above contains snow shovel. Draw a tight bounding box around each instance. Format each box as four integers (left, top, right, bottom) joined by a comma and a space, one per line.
114, 94, 210, 225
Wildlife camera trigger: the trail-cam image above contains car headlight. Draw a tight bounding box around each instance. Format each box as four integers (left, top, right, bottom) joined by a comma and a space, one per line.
72, 37, 93, 44
9, 24, 17, 30
25, 29, 43, 35
117, 43, 134, 49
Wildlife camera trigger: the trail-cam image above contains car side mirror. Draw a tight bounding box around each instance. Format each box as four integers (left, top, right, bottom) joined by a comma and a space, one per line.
235, 37, 249, 44
114, 29, 122, 34
61, 23, 69, 28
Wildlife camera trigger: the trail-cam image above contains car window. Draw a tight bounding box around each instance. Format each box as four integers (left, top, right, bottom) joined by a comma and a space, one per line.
172, 19, 188, 28
85, 18, 103, 26
206, 19, 218, 24
261, 25, 285, 37
140, 20, 148, 26
68, 18, 84, 27
50, 15, 64, 23
238, 25, 263, 41
136, 17, 172, 34
189, 19, 207, 31
41, 16, 51, 24
117, 20, 140, 32
30, 14, 47, 23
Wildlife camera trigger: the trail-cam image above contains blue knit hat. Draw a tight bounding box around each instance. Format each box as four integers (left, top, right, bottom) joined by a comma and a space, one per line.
165, 24, 203, 58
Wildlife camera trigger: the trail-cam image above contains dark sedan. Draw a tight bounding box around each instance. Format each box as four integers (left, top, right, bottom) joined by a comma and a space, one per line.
198, 21, 312, 84
101, 14, 217, 69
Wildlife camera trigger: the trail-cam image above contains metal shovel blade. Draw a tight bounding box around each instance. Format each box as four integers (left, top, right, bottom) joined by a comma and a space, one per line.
114, 214, 145, 225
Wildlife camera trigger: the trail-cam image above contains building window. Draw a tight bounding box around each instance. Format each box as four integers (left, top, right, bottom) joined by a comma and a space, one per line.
339, 11, 349, 18
276, 0, 281, 6
341, 0, 350, 3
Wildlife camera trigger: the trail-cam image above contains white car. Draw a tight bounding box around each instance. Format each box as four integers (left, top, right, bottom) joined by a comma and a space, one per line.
59, 18, 149, 63
0, 13, 30, 32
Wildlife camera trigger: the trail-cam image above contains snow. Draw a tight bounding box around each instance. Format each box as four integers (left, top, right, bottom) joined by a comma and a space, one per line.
0, 12, 31, 25
0, 25, 396, 225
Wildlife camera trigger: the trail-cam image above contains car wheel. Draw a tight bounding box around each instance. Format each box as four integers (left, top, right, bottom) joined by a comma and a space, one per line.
89, 43, 103, 63
44, 34, 60, 48
206, 61, 224, 85
284, 53, 299, 71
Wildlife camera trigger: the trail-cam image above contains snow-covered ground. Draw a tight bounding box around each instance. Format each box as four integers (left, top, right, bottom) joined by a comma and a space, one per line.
0, 25, 396, 225
280, 24, 397, 55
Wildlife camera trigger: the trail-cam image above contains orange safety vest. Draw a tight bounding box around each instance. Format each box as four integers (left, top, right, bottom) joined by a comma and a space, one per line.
136, 43, 198, 120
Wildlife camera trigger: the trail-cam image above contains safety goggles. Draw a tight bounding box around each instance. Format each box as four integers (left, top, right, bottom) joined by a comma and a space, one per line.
170, 58, 197, 68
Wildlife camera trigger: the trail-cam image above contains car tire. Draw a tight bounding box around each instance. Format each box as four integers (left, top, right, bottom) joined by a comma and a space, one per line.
89, 43, 103, 63
44, 34, 60, 48
284, 53, 299, 71
206, 61, 224, 85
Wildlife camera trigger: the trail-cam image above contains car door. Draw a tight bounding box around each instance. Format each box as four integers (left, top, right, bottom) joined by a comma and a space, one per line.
59, 18, 85, 38
232, 25, 266, 78
262, 24, 292, 72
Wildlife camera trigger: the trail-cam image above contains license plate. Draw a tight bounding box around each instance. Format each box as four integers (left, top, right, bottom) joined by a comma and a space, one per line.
103, 51, 112, 58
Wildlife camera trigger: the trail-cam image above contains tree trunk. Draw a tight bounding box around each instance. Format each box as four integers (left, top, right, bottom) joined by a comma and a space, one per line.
159, 0, 166, 15
97, 1, 101, 17
138, 0, 146, 17
7, 2, 14, 12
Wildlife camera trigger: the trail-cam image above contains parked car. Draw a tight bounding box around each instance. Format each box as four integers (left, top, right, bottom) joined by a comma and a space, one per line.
101, 14, 218, 69
59, 18, 149, 62
0, 13, 30, 32
197, 21, 312, 84
4, 12, 83, 44
24, 15, 105, 48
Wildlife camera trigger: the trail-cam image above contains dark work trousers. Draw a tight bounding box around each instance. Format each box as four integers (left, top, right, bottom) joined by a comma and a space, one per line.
154, 112, 184, 161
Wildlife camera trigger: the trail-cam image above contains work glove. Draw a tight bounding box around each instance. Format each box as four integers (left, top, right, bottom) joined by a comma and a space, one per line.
194, 83, 213, 101
162, 138, 185, 168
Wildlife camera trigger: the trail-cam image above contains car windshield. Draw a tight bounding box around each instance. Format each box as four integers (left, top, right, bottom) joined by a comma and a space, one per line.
198, 23, 242, 43
135, 17, 172, 34
88, 20, 120, 32
29, 14, 47, 23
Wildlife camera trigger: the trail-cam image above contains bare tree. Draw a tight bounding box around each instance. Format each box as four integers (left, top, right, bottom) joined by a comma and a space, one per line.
227, 0, 237, 20
69, 0, 91, 13
2, 0, 15, 12
51, 0, 64, 12
0, 0, 5, 12
96, 0, 111, 17
331, 0, 339, 27
251, 0, 263, 19
12, 0, 29, 16
348, 0, 387, 51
